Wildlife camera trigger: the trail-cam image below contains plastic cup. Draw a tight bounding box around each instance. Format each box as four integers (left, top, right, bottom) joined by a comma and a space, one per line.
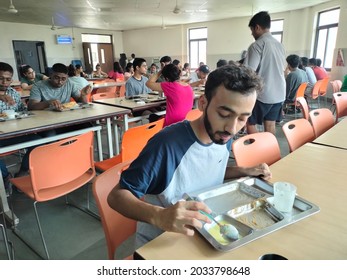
273, 182, 297, 212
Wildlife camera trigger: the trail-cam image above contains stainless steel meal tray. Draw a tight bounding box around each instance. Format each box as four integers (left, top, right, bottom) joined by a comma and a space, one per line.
183, 177, 320, 252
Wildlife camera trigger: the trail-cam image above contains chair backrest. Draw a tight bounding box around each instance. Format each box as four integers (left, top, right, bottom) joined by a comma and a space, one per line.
311, 80, 323, 100
295, 82, 308, 99
333, 92, 347, 122
282, 118, 315, 152
29, 131, 95, 200
330, 80, 342, 93
185, 109, 202, 121
296, 97, 309, 120
92, 161, 136, 260
95, 86, 117, 95
232, 132, 281, 167
92, 91, 116, 101
319, 77, 330, 96
121, 118, 165, 162
309, 108, 335, 138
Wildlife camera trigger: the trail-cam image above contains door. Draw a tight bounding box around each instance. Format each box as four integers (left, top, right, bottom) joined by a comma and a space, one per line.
12, 40, 48, 78
83, 43, 114, 74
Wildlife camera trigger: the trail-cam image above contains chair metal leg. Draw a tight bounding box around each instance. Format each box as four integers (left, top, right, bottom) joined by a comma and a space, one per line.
0, 223, 11, 260
12, 200, 50, 259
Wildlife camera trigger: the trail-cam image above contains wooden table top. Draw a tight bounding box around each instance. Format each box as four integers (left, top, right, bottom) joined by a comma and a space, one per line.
135, 143, 347, 260
313, 117, 347, 149
0, 103, 130, 140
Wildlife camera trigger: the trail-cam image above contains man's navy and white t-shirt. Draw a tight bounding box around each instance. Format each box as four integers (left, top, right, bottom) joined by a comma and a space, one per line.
119, 120, 232, 247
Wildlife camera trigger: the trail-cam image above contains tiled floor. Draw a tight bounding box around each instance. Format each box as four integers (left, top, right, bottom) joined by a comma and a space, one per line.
0, 102, 329, 259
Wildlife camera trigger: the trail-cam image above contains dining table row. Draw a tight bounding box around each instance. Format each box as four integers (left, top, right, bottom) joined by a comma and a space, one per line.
134, 117, 347, 260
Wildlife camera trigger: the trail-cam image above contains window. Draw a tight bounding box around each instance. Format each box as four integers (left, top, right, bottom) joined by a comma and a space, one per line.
314, 8, 340, 69
189, 27, 207, 69
271, 20, 284, 43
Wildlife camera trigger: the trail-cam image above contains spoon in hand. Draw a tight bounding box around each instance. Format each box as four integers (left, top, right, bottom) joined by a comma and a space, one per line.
199, 210, 239, 240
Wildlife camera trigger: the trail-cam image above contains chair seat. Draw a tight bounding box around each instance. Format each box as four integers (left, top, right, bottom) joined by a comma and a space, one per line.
95, 154, 122, 172
10, 169, 95, 202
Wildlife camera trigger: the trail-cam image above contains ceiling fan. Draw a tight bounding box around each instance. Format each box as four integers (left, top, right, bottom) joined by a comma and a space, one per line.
50, 16, 66, 30
7, 0, 18, 14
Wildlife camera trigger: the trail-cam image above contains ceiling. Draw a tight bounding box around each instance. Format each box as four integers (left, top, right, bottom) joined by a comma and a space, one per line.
0, 0, 331, 31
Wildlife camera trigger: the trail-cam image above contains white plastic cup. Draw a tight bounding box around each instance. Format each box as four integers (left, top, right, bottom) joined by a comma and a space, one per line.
3, 109, 16, 119
273, 182, 297, 212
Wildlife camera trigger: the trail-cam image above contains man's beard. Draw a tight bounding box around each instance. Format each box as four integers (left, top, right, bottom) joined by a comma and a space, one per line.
203, 105, 232, 145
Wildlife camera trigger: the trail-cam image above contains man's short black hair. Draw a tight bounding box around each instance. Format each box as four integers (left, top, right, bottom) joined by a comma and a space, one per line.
309, 58, 317, 66
160, 56, 172, 63
286, 54, 300, 68
0, 62, 14, 74
52, 63, 68, 74
133, 58, 146, 70
300, 57, 309, 67
249, 11, 271, 29
216, 59, 228, 68
205, 65, 263, 103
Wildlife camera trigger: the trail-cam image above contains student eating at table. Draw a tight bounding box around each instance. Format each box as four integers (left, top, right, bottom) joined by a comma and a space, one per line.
0, 62, 42, 178
92, 63, 108, 78
108, 64, 271, 248
28, 63, 91, 111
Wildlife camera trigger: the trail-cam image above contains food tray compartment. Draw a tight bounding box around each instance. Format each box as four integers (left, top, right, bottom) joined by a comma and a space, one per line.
189, 181, 267, 214
228, 200, 277, 230
203, 214, 253, 250
184, 177, 320, 252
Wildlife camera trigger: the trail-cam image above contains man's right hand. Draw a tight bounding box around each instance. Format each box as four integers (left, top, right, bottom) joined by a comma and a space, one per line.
154, 200, 212, 236
48, 99, 62, 110
0, 94, 15, 105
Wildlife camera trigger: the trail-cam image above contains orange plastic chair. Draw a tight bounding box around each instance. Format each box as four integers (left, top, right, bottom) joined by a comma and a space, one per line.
296, 97, 309, 120
330, 80, 342, 113
232, 132, 281, 167
92, 161, 136, 260
309, 80, 323, 108
94, 118, 164, 172
95, 86, 117, 95
333, 92, 347, 123
282, 118, 315, 152
185, 109, 202, 120
330, 80, 342, 93
318, 77, 330, 106
10, 131, 96, 259
309, 108, 335, 138
284, 82, 308, 118
92, 91, 116, 101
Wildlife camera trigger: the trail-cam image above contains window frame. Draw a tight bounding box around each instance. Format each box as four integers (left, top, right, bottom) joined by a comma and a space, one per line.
188, 27, 207, 70
313, 7, 340, 70
271, 19, 284, 43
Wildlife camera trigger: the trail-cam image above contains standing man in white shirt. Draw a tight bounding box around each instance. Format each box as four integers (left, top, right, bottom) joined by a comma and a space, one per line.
244, 11, 286, 135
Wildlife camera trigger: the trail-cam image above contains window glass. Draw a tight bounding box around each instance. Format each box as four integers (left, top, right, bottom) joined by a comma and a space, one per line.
189, 27, 207, 69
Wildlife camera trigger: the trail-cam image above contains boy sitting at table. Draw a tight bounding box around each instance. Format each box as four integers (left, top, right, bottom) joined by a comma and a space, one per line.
107, 64, 272, 248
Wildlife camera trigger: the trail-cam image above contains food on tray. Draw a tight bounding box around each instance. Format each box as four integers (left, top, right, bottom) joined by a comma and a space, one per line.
234, 209, 274, 230
0, 113, 7, 118
61, 101, 78, 109
207, 220, 240, 245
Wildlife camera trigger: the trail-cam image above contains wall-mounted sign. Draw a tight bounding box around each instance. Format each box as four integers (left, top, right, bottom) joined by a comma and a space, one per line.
56, 35, 73, 45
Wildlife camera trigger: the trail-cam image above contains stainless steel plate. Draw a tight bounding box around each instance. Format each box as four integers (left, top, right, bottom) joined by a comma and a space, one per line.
184, 177, 320, 251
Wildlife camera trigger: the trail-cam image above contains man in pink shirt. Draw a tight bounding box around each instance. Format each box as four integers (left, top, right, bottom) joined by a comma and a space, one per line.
309, 58, 328, 80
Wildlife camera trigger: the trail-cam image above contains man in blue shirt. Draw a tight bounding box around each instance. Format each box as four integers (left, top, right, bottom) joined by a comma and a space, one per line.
108, 64, 272, 248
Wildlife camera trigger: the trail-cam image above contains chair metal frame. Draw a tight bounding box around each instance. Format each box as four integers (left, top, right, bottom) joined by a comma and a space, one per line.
10, 131, 96, 259
232, 132, 281, 167
318, 77, 330, 107
92, 161, 136, 260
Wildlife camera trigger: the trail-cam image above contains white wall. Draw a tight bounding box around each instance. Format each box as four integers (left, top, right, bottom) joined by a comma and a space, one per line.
0, 0, 345, 83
